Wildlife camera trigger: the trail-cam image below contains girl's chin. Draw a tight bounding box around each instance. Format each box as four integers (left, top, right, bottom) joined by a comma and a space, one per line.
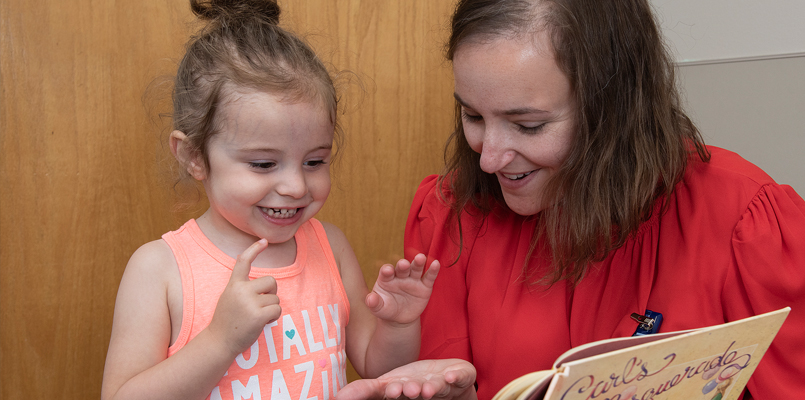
253, 228, 298, 245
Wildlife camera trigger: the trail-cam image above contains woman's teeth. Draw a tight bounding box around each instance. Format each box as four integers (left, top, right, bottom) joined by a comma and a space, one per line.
262, 207, 299, 218
502, 171, 533, 180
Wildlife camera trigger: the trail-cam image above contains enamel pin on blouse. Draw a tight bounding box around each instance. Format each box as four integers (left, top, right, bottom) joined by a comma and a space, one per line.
631, 310, 663, 336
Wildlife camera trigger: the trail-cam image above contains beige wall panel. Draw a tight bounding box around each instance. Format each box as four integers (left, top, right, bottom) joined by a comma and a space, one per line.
677, 56, 805, 196
1, 0, 455, 398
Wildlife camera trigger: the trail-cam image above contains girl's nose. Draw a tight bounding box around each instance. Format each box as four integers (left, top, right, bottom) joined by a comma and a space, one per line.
276, 167, 308, 199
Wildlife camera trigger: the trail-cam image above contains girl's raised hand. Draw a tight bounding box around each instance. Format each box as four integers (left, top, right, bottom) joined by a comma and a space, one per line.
365, 253, 440, 325
207, 239, 282, 356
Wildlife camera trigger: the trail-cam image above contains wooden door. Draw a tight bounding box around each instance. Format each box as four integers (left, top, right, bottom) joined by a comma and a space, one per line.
0, 0, 455, 398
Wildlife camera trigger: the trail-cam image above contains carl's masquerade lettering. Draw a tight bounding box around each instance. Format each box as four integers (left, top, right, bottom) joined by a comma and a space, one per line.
560, 341, 752, 400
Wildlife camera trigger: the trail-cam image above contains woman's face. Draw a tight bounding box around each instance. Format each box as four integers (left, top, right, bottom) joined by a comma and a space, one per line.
453, 31, 576, 216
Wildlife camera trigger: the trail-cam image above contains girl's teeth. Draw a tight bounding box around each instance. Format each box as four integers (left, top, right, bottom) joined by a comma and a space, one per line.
503, 171, 533, 180
262, 207, 299, 218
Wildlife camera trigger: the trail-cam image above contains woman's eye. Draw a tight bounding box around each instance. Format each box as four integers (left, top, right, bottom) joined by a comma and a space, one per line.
516, 123, 546, 135
461, 110, 483, 123
249, 162, 275, 170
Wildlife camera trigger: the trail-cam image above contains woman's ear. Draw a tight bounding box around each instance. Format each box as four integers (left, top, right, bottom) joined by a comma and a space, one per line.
169, 130, 206, 180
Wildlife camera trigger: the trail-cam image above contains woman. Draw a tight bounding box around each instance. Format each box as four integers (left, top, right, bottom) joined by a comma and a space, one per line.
340, 0, 805, 399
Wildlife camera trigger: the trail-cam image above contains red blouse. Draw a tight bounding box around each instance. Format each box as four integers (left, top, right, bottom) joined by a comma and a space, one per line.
405, 147, 805, 400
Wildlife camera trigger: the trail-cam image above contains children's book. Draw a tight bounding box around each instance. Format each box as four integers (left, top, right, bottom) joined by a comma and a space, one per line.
492, 307, 790, 400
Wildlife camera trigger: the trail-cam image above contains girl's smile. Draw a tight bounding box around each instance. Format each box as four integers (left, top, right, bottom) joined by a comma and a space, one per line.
259, 206, 303, 226
186, 89, 334, 264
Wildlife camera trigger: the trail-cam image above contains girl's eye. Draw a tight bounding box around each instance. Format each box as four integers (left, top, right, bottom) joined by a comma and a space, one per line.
304, 160, 327, 168
249, 162, 276, 170
516, 123, 546, 135
461, 110, 483, 123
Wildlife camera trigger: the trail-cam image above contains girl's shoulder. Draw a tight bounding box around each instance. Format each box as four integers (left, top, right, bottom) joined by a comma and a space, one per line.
127, 238, 178, 274
316, 219, 365, 307
121, 239, 181, 297
317, 220, 351, 261
120, 238, 183, 331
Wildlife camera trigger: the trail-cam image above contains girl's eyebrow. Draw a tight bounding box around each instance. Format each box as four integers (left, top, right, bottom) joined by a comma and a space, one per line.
308, 144, 333, 152
454, 92, 549, 116
236, 146, 280, 154
238, 144, 333, 153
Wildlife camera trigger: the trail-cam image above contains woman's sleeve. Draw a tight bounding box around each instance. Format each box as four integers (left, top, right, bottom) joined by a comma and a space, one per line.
405, 175, 473, 363
730, 184, 805, 398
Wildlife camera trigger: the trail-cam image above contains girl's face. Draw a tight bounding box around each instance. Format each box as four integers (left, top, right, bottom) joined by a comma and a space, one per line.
194, 90, 333, 247
453, 31, 576, 216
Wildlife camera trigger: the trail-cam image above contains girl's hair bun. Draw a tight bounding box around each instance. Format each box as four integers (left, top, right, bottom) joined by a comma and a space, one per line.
190, 0, 281, 25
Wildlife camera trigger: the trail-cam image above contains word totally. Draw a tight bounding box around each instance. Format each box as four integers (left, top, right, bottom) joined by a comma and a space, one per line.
210, 304, 348, 400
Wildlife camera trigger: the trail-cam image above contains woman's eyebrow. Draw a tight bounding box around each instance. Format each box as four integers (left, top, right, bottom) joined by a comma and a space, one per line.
502, 107, 549, 116
453, 92, 472, 109
453, 92, 549, 115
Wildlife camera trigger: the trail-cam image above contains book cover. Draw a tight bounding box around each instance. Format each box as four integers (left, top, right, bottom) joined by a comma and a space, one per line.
493, 307, 790, 400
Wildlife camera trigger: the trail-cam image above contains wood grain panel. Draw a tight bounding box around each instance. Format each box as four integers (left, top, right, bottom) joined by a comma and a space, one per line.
1, 1, 198, 398
283, 0, 456, 382
0, 0, 455, 397
282, 0, 455, 289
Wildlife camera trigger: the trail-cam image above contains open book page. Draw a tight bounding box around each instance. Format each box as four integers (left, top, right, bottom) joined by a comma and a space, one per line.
543, 308, 789, 400
550, 330, 691, 367
492, 370, 555, 400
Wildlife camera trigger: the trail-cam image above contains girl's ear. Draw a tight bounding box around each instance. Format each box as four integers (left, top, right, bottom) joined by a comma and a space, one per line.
169, 130, 206, 180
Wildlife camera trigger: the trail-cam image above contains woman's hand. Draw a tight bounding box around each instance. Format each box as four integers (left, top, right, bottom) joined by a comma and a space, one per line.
336, 359, 477, 400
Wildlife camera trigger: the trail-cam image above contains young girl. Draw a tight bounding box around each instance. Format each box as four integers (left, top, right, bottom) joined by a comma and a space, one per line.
100, 1, 439, 399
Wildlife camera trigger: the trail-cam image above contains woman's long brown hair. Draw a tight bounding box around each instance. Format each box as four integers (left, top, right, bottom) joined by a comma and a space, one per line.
441, 0, 709, 285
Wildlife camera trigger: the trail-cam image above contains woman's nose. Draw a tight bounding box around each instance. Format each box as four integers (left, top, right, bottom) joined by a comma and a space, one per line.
478, 128, 515, 173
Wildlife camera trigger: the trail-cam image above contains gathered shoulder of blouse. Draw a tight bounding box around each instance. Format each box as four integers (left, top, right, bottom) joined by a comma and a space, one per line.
406, 146, 805, 400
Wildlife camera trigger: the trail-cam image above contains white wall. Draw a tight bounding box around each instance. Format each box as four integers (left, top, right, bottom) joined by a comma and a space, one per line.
650, 0, 805, 196
650, 0, 805, 64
